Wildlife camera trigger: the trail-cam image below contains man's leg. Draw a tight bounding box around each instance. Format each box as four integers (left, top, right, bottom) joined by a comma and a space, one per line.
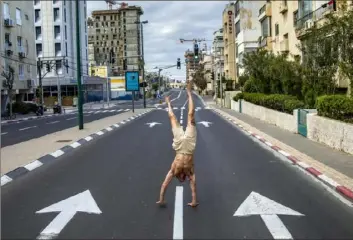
186, 86, 195, 127
156, 170, 173, 205
166, 96, 179, 129
187, 174, 199, 207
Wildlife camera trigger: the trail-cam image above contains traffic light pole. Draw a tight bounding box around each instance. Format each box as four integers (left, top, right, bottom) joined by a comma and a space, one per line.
75, 0, 83, 129
37, 58, 44, 106
141, 23, 146, 109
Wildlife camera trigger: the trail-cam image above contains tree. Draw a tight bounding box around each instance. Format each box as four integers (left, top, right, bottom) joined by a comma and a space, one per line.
192, 63, 207, 92
1, 66, 15, 117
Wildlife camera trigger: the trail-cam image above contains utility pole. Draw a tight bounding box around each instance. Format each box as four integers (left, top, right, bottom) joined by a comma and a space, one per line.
75, 0, 83, 129
141, 22, 146, 108
37, 58, 44, 106
158, 68, 162, 94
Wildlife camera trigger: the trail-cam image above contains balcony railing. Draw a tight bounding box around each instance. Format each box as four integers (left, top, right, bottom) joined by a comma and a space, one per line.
259, 4, 266, 16
295, 3, 333, 30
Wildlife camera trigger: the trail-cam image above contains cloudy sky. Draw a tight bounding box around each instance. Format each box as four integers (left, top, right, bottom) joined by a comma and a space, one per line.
87, 1, 226, 81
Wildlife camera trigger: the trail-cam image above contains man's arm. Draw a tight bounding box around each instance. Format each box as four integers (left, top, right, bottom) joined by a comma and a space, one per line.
187, 82, 195, 126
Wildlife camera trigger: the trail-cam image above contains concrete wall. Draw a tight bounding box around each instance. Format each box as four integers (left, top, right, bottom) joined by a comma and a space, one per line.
307, 114, 353, 155
224, 91, 241, 109
231, 99, 240, 112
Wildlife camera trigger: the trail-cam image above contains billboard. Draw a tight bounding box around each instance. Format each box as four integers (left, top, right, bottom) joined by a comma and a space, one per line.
125, 71, 140, 91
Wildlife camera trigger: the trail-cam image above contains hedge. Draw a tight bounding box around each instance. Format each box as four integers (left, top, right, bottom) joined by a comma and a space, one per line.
317, 95, 353, 123
233, 92, 304, 114
7, 102, 38, 114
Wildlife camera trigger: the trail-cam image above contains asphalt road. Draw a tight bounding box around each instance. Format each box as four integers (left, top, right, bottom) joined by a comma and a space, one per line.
2, 91, 353, 239
0, 90, 181, 147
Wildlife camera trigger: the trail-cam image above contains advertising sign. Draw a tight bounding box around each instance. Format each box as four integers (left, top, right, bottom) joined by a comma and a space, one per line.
125, 71, 140, 91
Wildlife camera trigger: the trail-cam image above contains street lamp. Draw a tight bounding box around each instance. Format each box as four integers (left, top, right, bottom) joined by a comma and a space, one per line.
135, 20, 148, 108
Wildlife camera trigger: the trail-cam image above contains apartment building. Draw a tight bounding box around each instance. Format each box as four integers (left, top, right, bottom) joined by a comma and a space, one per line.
212, 28, 224, 90
88, 4, 143, 77
1, 1, 37, 109
258, 1, 273, 52
34, 0, 88, 98
200, 54, 214, 92
234, 0, 264, 77
222, 3, 237, 81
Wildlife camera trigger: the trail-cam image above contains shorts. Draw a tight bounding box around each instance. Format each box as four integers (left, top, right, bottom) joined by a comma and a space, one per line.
172, 125, 197, 155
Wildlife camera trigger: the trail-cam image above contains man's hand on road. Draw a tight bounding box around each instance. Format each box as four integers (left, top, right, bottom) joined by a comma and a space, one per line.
187, 202, 199, 207
165, 96, 170, 104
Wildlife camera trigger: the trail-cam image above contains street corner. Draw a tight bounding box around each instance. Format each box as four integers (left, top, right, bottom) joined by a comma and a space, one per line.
0, 109, 154, 188
211, 108, 353, 204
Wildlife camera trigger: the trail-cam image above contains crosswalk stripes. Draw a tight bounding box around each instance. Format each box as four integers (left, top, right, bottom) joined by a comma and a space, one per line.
156, 107, 209, 111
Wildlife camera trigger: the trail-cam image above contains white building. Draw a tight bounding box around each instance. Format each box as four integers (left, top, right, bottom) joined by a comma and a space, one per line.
34, 0, 88, 98
212, 28, 224, 91
234, 0, 264, 77
1, 1, 37, 109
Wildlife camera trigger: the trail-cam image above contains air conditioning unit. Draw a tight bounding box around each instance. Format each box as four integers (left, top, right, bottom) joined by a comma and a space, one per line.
305, 20, 314, 29
19, 52, 26, 58
4, 18, 15, 27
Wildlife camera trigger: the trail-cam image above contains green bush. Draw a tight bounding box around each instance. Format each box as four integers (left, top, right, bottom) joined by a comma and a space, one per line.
6, 102, 38, 114
242, 93, 304, 114
233, 92, 244, 101
317, 95, 353, 123
243, 77, 258, 93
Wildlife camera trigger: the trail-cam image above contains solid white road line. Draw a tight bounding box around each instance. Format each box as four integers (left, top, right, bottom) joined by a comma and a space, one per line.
1, 132, 8, 135
260, 215, 293, 239
173, 186, 183, 240
47, 121, 60, 124
19, 126, 37, 131
24, 160, 43, 171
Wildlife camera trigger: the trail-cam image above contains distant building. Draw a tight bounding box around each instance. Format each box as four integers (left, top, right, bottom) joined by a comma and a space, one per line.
212, 28, 224, 91
1, 1, 37, 110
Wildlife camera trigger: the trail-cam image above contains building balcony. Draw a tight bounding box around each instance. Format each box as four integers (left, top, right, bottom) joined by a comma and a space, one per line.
5, 42, 13, 56
279, 1, 288, 14
258, 2, 271, 21
280, 39, 289, 52
258, 36, 272, 51
4, 18, 15, 27
18, 46, 26, 58
295, 3, 334, 39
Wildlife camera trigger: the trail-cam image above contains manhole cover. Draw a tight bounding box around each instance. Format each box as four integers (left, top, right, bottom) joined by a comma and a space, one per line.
56, 140, 72, 143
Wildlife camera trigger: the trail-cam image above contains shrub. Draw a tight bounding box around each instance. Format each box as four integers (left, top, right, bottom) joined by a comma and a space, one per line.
242, 93, 304, 114
317, 95, 353, 123
243, 77, 258, 93
233, 92, 244, 101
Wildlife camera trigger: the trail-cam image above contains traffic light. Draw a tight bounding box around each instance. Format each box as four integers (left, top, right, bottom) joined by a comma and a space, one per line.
194, 43, 199, 57
46, 62, 50, 72
139, 82, 147, 88
123, 59, 127, 70
177, 58, 181, 69
211, 72, 215, 81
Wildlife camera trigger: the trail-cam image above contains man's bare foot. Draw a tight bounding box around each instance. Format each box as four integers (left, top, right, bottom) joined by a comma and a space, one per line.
156, 200, 166, 206
187, 202, 199, 207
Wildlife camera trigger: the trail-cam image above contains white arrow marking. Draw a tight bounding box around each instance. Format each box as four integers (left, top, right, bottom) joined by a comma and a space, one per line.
234, 191, 304, 239
197, 121, 212, 127
146, 122, 161, 128
36, 190, 102, 239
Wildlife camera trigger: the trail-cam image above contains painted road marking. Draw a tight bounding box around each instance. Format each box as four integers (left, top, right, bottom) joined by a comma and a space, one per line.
50, 150, 65, 158
106, 127, 113, 131
197, 121, 212, 127
1, 132, 8, 135
66, 117, 77, 121
24, 160, 43, 171
70, 142, 81, 149
234, 191, 304, 240
173, 186, 183, 240
146, 122, 161, 128
36, 190, 102, 240
109, 110, 116, 112
84, 136, 93, 141
1, 175, 12, 186
96, 131, 104, 136
47, 121, 60, 124
19, 126, 37, 131
113, 124, 119, 128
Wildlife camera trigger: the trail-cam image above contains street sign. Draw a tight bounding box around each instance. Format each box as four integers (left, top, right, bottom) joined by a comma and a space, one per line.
125, 71, 140, 91
197, 121, 212, 127
146, 122, 162, 128
234, 191, 304, 239
36, 190, 102, 239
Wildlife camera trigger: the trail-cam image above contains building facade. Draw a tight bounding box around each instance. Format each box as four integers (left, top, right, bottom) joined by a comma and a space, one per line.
212, 28, 224, 91
222, 3, 237, 81
34, 0, 88, 99
234, 0, 264, 77
1, 0, 37, 109
88, 4, 143, 77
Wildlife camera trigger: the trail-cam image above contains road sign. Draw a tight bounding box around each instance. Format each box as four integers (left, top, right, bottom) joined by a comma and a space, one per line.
146, 122, 162, 128
125, 71, 140, 91
197, 121, 212, 127
36, 190, 102, 239
234, 191, 304, 239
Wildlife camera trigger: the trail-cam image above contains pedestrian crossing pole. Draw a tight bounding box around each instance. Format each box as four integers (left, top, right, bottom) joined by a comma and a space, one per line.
75, 0, 84, 129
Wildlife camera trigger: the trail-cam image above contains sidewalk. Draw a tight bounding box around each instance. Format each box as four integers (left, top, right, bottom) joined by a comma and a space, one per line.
203, 96, 353, 192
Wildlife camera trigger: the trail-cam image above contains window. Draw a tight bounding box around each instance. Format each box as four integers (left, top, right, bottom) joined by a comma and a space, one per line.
36, 27, 42, 40
19, 64, 24, 77
55, 60, 62, 74
53, 8, 60, 21
3, 3, 9, 19
34, 0, 40, 5
261, 18, 269, 37
36, 43, 42, 57
65, 42, 68, 56
235, 0, 240, 17
65, 26, 67, 39
275, 23, 279, 36
54, 26, 61, 39
53, 0, 58, 4
55, 43, 61, 56
64, 9, 66, 22
25, 14, 29, 20
17, 36, 22, 47
16, 8, 22, 25
35, 9, 41, 22
5, 33, 10, 44
103, 16, 106, 21
235, 21, 240, 36
293, 10, 298, 26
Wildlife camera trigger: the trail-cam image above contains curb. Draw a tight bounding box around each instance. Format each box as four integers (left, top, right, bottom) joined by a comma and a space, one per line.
211, 107, 353, 203
0, 109, 154, 187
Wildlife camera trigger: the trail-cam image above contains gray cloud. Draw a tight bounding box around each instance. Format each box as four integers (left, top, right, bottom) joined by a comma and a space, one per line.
87, 1, 226, 80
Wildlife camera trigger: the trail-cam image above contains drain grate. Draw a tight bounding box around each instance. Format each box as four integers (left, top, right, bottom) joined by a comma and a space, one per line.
56, 140, 72, 143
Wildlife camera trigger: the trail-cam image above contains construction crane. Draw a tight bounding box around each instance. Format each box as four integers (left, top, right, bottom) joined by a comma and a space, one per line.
105, 1, 128, 10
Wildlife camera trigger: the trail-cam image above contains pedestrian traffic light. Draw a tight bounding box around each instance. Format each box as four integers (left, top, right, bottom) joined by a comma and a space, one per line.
123, 59, 127, 70
177, 58, 181, 69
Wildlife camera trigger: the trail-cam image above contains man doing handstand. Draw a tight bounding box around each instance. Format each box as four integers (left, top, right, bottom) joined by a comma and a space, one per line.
156, 82, 198, 207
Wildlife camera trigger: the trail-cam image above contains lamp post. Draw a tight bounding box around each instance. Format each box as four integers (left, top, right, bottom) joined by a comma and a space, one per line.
135, 20, 148, 108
